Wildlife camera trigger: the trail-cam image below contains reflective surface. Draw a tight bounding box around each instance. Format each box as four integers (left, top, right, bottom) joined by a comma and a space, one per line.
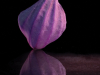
1, 51, 100, 75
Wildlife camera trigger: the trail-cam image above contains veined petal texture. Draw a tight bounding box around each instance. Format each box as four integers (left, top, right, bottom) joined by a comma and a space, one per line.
18, 0, 67, 49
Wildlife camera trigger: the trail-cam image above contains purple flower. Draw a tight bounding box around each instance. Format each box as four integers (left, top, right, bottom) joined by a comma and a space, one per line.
18, 0, 67, 49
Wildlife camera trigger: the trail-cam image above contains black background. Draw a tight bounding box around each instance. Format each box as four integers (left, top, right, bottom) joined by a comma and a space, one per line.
0, 0, 99, 75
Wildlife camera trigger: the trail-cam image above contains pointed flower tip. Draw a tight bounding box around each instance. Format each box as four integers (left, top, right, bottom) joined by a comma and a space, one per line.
18, 0, 66, 49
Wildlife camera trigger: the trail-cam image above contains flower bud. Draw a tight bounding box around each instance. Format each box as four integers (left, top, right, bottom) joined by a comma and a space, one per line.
18, 0, 67, 49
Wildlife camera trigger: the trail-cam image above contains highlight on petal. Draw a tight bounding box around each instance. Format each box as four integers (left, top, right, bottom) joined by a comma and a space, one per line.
18, 0, 67, 49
